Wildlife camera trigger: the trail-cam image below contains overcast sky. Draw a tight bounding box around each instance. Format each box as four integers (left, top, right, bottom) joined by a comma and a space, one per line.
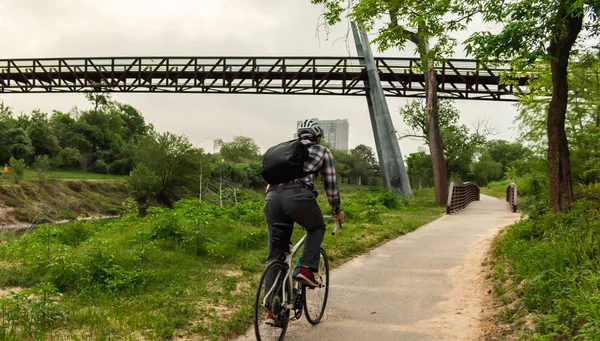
0, 0, 519, 156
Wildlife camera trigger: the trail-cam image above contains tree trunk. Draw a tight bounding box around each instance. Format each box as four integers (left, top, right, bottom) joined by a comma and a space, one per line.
425, 63, 449, 205
546, 10, 582, 212
413, 23, 448, 206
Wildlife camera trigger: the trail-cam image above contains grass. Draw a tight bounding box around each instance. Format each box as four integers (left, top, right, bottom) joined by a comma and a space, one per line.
0, 184, 445, 340
480, 180, 512, 199
483, 183, 600, 340
481, 178, 544, 214
0, 179, 129, 223
21, 169, 126, 182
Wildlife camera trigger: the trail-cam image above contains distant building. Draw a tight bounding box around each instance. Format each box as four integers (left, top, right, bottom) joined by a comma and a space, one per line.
294, 118, 349, 151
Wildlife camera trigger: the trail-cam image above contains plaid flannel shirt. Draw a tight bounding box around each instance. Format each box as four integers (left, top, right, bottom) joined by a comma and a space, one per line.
266, 139, 341, 215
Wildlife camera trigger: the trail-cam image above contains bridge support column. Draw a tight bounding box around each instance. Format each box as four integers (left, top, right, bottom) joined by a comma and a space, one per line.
351, 22, 412, 196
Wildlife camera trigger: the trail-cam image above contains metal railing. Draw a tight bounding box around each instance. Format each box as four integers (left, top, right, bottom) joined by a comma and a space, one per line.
506, 182, 518, 212
446, 182, 480, 214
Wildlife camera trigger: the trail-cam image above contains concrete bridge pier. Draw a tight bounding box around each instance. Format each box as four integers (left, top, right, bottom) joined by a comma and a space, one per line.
351, 22, 412, 196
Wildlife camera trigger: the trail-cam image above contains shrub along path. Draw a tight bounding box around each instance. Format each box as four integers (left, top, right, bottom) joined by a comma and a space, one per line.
235, 194, 520, 341
0, 186, 446, 340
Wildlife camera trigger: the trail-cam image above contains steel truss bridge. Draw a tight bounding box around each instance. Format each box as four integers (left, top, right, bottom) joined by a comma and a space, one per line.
0, 56, 529, 101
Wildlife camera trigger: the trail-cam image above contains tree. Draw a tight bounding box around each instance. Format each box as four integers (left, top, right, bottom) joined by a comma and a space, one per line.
6, 128, 34, 161
331, 150, 354, 183
110, 142, 137, 175
50, 111, 78, 149
350, 144, 378, 185
89, 159, 110, 174
0, 95, 148, 173
127, 163, 160, 203
471, 152, 503, 186
135, 131, 202, 206
514, 51, 600, 184
465, 0, 599, 211
116, 103, 148, 142
0, 101, 16, 163
216, 136, 261, 163
240, 161, 264, 188
406, 150, 434, 189
486, 140, 531, 175
26, 110, 61, 158
350, 144, 377, 166
311, 0, 474, 205
331, 148, 377, 185
399, 99, 486, 181
213, 161, 263, 190
85, 92, 111, 125
399, 99, 460, 143
319, 139, 333, 150
57, 147, 80, 169
442, 124, 483, 181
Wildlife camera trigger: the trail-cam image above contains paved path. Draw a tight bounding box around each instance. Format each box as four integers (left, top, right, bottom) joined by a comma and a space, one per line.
235, 194, 520, 341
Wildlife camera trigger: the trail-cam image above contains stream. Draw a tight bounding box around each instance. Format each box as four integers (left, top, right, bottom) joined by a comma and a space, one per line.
0, 215, 120, 236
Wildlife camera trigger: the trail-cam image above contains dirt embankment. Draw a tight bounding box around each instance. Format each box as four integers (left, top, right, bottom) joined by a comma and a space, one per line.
0, 180, 129, 227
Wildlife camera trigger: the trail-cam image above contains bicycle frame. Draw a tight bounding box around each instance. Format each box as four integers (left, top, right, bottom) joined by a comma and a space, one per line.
262, 216, 340, 312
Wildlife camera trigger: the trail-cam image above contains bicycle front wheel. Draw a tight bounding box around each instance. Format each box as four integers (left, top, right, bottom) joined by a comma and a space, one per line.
302, 247, 329, 325
254, 260, 291, 341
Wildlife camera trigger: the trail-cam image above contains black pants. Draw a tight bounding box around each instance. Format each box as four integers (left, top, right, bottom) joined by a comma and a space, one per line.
263, 186, 325, 304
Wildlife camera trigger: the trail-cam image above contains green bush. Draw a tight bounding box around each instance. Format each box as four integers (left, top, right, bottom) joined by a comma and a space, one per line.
33, 155, 52, 182
148, 207, 184, 241
0, 283, 64, 340
81, 240, 155, 293
90, 159, 110, 174
54, 221, 94, 247
377, 191, 409, 209
366, 207, 382, 224
46, 251, 84, 291
494, 197, 600, 340
57, 147, 80, 168
8, 157, 26, 184
378, 191, 399, 209
231, 200, 265, 226
127, 163, 160, 202
234, 228, 267, 249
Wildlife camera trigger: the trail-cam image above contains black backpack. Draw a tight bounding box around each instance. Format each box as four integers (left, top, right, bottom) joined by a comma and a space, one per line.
261, 139, 310, 185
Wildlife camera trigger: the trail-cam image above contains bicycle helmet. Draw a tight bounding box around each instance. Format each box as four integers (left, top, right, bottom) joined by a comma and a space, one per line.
297, 119, 323, 139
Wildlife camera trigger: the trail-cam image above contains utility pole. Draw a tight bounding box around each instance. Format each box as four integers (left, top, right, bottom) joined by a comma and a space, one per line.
195, 141, 204, 202
219, 158, 224, 207
199, 161, 203, 201
219, 168, 223, 207
351, 22, 412, 196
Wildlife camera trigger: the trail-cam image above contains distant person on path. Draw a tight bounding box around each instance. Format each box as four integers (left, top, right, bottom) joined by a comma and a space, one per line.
260, 119, 344, 326
3, 164, 8, 178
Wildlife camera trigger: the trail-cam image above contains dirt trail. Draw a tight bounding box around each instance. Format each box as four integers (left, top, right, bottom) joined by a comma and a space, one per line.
234, 194, 520, 341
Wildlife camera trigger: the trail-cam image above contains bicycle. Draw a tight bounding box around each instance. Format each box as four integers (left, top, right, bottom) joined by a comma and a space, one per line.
253, 215, 341, 341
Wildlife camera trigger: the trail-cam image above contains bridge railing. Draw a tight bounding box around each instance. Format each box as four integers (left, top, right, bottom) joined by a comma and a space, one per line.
446, 182, 480, 214
0, 56, 526, 100
0, 56, 514, 73
506, 182, 518, 212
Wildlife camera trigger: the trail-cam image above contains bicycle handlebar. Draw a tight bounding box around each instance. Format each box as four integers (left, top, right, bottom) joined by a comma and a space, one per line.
323, 215, 343, 236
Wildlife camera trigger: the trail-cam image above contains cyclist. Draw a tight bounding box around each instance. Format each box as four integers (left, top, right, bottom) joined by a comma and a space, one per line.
262, 119, 344, 326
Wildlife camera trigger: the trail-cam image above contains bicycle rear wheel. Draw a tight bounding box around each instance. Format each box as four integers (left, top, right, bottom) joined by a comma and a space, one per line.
254, 261, 291, 341
302, 247, 329, 324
